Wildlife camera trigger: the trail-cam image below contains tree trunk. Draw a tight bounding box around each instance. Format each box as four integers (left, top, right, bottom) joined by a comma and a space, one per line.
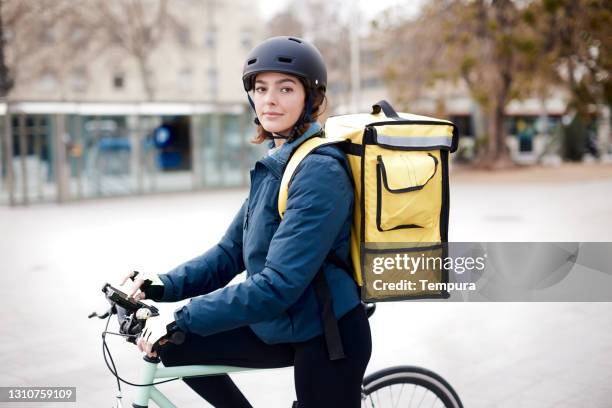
0, 0, 14, 97
137, 54, 154, 101
491, 97, 514, 169
476, 92, 514, 169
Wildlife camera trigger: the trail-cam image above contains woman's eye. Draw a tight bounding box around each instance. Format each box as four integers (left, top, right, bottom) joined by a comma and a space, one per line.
281, 87, 293, 93
255, 87, 266, 93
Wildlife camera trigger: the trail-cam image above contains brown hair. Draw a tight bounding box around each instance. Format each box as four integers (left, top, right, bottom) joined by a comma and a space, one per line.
251, 78, 327, 144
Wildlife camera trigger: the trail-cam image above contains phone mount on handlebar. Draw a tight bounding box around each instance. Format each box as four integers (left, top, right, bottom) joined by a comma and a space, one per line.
88, 282, 186, 399
102, 283, 159, 315
89, 283, 160, 344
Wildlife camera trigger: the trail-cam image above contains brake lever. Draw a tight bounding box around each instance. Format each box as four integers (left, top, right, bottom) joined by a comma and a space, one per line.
88, 307, 113, 319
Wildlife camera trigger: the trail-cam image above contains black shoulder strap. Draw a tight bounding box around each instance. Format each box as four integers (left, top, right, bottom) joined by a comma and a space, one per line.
312, 269, 345, 360
311, 250, 356, 361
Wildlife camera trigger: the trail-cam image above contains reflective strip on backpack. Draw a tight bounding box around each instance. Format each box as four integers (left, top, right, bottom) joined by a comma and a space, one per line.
376, 134, 453, 149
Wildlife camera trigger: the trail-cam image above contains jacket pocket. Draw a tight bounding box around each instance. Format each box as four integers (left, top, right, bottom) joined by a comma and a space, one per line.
376, 152, 438, 231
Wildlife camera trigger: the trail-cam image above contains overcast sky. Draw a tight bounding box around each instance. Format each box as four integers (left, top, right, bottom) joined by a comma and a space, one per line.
257, 0, 426, 24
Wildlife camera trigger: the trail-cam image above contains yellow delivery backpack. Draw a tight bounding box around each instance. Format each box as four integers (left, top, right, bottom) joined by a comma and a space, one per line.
279, 100, 459, 303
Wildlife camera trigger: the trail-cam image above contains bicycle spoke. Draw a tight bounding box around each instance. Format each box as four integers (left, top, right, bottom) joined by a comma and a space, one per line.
429, 390, 438, 408
368, 393, 375, 408
408, 384, 416, 407
393, 383, 405, 408
416, 385, 428, 408
362, 368, 461, 408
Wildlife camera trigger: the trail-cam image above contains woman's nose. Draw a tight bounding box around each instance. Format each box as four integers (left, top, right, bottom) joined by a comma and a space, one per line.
264, 90, 278, 105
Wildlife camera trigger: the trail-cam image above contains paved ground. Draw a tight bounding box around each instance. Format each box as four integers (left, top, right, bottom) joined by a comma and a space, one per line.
451, 162, 612, 185
1, 171, 611, 407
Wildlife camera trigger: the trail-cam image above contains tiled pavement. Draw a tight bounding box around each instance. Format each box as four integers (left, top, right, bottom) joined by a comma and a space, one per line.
1, 178, 611, 407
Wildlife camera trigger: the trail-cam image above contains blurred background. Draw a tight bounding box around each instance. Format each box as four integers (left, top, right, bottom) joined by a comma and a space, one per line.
0, 1, 611, 407
0, 0, 610, 205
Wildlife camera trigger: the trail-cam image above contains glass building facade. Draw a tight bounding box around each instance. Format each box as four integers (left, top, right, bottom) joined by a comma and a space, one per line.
0, 104, 266, 205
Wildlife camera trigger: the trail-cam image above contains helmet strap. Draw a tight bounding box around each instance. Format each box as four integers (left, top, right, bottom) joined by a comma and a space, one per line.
246, 94, 261, 125
288, 92, 314, 139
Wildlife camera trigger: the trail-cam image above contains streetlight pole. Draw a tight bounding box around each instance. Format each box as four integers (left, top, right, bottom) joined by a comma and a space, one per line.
349, 3, 361, 112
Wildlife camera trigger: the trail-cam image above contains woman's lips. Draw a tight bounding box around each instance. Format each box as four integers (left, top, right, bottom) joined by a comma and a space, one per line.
264, 112, 283, 117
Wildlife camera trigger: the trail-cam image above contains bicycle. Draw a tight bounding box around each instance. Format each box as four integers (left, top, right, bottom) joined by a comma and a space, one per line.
89, 283, 463, 408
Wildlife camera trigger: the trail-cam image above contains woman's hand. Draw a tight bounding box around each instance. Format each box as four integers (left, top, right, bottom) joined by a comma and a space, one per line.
120, 271, 164, 301
137, 313, 175, 357
120, 271, 147, 300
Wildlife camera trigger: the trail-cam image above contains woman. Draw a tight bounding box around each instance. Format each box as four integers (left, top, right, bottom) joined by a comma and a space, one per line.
123, 36, 372, 408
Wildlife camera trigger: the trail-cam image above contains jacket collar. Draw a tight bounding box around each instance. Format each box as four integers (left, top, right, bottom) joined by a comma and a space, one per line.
258, 122, 323, 177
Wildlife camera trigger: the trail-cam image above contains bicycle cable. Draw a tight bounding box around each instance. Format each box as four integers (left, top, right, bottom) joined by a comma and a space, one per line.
101, 313, 181, 387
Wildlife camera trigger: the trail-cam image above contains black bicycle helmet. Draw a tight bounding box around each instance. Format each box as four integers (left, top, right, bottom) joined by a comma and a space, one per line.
242, 36, 327, 93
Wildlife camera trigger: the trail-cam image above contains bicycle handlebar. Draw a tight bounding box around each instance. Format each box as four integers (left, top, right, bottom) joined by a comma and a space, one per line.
102, 283, 159, 315
89, 283, 186, 347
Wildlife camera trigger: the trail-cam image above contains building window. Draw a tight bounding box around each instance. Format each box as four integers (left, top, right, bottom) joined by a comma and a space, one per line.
70, 25, 85, 45
207, 67, 218, 98
39, 27, 54, 45
176, 27, 191, 47
113, 73, 124, 90
38, 71, 58, 91
178, 68, 193, 92
5, 28, 14, 42
205, 28, 216, 49
70, 67, 87, 92
240, 29, 252, 49
361, 77, 383, 89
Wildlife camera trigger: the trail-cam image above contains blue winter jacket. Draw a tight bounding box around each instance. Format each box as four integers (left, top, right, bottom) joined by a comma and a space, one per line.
158, 122, 361, 344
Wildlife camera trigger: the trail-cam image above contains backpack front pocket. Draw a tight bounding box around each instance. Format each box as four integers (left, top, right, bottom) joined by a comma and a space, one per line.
376, 152, 438, 231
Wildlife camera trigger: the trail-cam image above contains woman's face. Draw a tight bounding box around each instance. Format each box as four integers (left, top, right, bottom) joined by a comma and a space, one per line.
252, 72, 306, 135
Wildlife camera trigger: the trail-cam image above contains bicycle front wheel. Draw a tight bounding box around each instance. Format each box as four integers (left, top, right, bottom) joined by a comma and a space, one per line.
361, 366, 463, 408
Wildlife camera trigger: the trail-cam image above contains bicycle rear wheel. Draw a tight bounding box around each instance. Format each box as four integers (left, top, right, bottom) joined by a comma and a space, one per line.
361, 366, 463, 408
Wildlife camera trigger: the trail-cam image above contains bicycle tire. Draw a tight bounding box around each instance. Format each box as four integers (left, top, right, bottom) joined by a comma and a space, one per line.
361, 365, 463, 408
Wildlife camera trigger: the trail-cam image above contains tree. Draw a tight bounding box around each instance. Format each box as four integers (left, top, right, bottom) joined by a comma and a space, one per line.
2, 0, 109, 100
0, 0, 14, 97
266, 0, 351, 113
454, 0, 540, 168
2, 0, 190, 102
381, 0, 542, 168
94, 0, 172, 101
527, 0, 611, 115
265, 8, 304, 38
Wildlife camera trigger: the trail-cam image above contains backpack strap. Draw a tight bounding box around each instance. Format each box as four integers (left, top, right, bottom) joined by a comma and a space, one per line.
278, 135, 349, 361
278, 136, 345, 219
312, 269, 345, 360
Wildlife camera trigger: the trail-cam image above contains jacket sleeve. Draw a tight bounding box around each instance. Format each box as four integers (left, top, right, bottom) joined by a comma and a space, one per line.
173, 154, 353, 336
157, 199, 247, 302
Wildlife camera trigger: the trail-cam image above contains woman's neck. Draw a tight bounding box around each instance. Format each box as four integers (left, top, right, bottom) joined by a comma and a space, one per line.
272, 131, 290, 148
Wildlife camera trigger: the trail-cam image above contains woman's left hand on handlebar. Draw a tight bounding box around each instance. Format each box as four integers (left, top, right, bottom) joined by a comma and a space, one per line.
137, 311, 176, 357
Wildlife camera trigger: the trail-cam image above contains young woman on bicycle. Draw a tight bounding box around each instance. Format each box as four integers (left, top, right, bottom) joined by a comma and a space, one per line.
123, 36, 372, 408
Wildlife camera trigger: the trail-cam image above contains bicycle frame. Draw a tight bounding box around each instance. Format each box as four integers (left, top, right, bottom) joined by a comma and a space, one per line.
131, 356, 267, 408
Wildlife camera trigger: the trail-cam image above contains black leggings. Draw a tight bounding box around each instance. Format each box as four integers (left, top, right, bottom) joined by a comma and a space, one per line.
158, 304, 372, 408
